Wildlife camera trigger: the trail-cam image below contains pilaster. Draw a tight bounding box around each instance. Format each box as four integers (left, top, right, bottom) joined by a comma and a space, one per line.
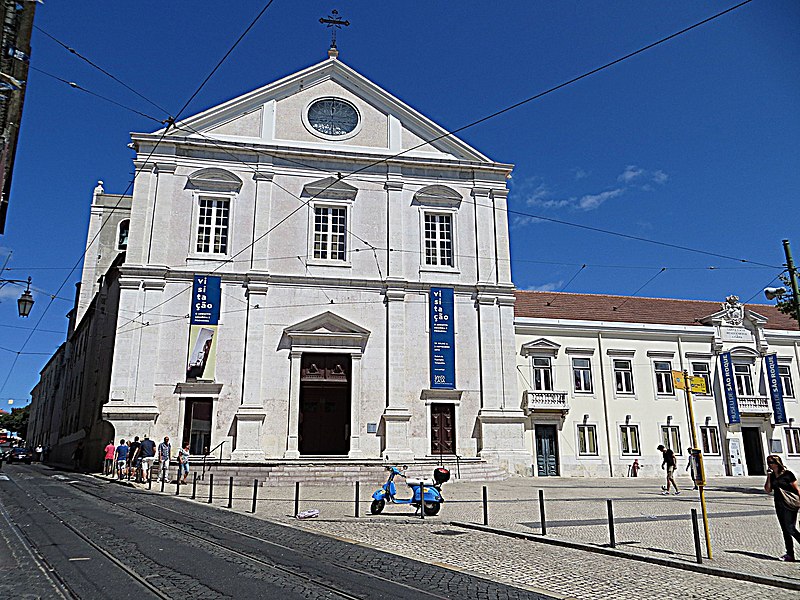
385, 176, 404, 278
348, 354, 364, 458
490, 188, 513, 285
472, 186, 496, 284
284, 350, 302, 458
251, 167, 274, 272
147, 162, 178, 266
383, 286, 413, 461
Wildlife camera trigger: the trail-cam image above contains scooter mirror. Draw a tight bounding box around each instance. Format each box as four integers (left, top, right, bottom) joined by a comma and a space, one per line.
402, 465, 408, 470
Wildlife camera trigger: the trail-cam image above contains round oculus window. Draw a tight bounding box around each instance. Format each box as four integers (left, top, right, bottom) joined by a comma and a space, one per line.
307, 98, 359, 137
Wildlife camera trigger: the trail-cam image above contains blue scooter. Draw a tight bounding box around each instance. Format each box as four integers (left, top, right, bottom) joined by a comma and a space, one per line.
371, 465, 450, 516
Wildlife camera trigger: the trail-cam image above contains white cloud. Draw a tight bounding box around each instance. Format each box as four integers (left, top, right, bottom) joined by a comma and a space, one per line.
618, 165, 644, 183
524, 280, 564, 292
577, 188, 625, 210
652, 170, 668, 184
0, 283, 21, 301
511, 215, 544, 228
573, 168, 589, 180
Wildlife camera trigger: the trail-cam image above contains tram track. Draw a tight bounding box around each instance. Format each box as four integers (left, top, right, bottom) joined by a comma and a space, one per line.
67, 476, 454, 600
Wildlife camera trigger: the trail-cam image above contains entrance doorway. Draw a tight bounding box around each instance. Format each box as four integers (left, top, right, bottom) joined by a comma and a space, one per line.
741, 427, 765, 475
431, 403, 456, 455
535, 424, 559, 476
299, 354, 351, 455
183, 398, 212, 455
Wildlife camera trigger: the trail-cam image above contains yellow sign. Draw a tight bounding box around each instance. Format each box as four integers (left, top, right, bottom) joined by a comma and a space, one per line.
689, 376, 708, 394
672, 370, 685, 390
672, 371, 708, 394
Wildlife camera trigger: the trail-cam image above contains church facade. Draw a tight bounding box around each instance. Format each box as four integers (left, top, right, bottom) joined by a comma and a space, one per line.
99, 51, 528, 472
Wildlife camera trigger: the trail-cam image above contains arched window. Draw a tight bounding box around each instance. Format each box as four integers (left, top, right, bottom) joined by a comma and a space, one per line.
117, 219, 130, 250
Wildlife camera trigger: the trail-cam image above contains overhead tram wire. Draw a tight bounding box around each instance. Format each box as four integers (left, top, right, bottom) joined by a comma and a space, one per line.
0, 2, 279, 396
743, 270, 788, 304
29, 66, 165, 123
544, 264, 586, 306
612, 267, 668, 311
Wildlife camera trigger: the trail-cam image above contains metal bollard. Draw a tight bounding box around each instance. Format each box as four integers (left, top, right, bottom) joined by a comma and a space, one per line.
354, 481, 360, 518
148, 475, 152, 491
176, 477, 181, 496
207, 474, 214, 504
420, 484, 425, 520
227, 476, 233, 509
294, 481, 300, 517
539, 489, 547, 535
607, 499, 616, 548
160, 477, 165, 493
691, 508, 703, 564
251, 479, 258, 513
482, 486, 489, 526
191, 473, 197, 500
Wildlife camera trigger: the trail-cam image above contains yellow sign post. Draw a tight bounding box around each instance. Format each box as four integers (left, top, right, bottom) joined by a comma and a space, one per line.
673, 369, 713, 559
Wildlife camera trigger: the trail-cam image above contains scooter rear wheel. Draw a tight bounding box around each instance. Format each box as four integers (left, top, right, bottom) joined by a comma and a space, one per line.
371, 499, 385, 514
423, 502, 441, 516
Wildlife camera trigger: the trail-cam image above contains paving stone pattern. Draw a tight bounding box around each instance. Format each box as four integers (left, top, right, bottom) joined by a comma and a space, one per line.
135, 472, 800, 599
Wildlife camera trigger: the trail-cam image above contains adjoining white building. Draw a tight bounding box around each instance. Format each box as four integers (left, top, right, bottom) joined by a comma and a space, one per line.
514, 291, 800, 478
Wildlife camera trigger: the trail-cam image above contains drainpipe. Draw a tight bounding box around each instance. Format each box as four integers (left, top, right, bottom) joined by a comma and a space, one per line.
597, 332, 614, 477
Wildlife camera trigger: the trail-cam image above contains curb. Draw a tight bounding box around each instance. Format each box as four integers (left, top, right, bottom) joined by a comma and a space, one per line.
452, 521, 800, 592
88, 473, 135, 488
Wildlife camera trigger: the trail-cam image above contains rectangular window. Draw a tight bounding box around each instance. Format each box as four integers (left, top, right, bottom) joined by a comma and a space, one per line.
533, 357, 553, 391
572, 358, 593, 393
779, 365, 795, 398
196, 197, 230, 254
654, 361, 674, 395
734, 363, 754, 396
692, 362, 711, 395
786, 428, 800, 455
424, 213, 453, 266
577, 424, 598, 456
314, 206, 347, 261
614, 359, 634, 394
620, 425, 640, 456
661, 425, 682, 454
700, 426, 720, 455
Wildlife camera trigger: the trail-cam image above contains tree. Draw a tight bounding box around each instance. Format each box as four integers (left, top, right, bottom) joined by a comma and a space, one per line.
776, 274, 799, 324
0, 405, 30, 440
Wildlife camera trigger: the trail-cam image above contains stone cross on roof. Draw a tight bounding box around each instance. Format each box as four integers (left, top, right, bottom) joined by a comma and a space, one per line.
319, 9, 350, 58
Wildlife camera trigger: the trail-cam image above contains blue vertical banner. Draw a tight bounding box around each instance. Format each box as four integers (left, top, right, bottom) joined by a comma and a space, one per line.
429, 287, 455, 389
765, 354, 788, 425
187, 275, 221, 381
719, 352, 741, 424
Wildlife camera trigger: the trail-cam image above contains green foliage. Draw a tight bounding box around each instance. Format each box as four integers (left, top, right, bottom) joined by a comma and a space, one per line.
776, 275, 799, 323
0, 405, 29, 439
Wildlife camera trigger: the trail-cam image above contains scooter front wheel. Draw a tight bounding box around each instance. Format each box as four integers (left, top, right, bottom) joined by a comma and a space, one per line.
423, 502, 441, 516
371, 499, 386, 514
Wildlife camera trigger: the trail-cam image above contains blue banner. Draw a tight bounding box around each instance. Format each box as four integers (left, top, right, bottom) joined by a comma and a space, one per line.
190, 275, 221, 325
765, 354, 788, 425
719, 352, 740, 424
429, 287, 455, 389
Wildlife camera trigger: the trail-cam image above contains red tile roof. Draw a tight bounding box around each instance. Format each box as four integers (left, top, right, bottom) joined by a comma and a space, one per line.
514, 291, 799, 331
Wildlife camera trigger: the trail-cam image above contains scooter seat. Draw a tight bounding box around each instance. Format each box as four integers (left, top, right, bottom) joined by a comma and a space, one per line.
406, 478, 435, 487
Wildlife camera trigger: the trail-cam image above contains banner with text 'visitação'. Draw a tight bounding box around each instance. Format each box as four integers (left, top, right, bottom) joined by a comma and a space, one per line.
186, 275, 221, 381
429, 287, 455, 389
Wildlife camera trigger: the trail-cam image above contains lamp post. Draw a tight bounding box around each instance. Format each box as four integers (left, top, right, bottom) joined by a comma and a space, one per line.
0, 276, 35, 317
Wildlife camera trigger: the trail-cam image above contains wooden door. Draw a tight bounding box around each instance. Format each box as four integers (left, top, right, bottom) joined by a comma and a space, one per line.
431, 403, 456, 455
535, 425, 559, 476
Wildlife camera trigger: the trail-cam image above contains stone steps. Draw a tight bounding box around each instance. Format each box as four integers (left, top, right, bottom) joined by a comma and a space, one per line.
192, 458, 509, 486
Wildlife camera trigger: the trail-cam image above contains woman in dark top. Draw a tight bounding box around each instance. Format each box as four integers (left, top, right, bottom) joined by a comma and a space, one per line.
764, 454, 800, 561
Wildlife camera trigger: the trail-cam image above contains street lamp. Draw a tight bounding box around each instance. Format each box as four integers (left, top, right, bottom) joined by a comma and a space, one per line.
764, 287, 787, 301
0, 276, 35, 317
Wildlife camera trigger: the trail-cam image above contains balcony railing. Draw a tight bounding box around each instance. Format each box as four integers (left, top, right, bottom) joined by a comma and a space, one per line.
524, 390, 569, 415
737, 395, 771, 415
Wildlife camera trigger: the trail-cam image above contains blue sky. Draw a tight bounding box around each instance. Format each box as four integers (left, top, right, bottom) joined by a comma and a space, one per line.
0, 1, 798, 405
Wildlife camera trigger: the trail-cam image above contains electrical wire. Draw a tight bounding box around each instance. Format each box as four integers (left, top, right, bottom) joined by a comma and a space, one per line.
612, 267, 668, 311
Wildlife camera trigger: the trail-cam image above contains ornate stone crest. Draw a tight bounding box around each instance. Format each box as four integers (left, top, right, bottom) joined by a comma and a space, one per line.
721, 295, 744, 327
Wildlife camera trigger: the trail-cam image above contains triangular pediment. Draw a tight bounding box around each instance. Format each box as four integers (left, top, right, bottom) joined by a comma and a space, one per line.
285, 311, 370, 337
520, 338, 561, 357
148, 57, 494, 163
302, 177, 358, 201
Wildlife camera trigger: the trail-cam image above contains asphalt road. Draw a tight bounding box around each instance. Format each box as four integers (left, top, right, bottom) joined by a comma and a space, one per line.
0, 464, 554, 600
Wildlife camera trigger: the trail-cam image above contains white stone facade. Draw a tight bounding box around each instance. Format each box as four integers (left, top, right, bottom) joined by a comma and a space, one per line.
103, 54, 528, 473
515, 292, 800, 478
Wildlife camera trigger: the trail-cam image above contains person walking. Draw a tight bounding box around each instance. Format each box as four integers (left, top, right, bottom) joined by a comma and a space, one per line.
685, 448, 699, 490
177, 442, 190, 484
139, 435, 156, 482
765, 454, 800, 561
103, 440, 115, 475
157, 436, 172, 483
128, 436, 142, 481
658, 444, 680, 495
114, 439, 129, 481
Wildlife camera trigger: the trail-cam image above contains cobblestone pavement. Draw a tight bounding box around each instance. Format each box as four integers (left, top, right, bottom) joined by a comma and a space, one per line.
120, 470, 800, 599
